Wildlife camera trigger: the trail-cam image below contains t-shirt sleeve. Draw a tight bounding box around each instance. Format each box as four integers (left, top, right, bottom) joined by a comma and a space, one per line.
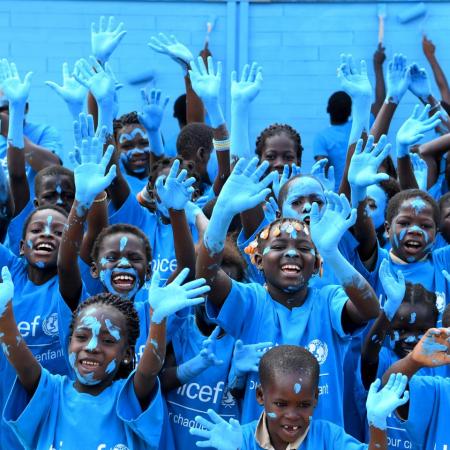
206, 281, 260, 340
323, 285, 350, 339
4, 368, 59, 449
0, 242, 19, 270
327, 421, 368, 449
116, 374, 164, 447
403, 375, 442, 447
313, 133, 329, 158
35, 124, 63, 156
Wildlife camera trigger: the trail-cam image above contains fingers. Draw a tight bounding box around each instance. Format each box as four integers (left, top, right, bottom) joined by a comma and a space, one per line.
184, 285, 211, 299
209, 326, 221, 340
193, 415, 214, 431
182, 277, 208, 291
368, 378, 381, 397
149, 271, 161, 290
101, 144, 115, 170
206, 409, 225, 424
172, 267, 190, 285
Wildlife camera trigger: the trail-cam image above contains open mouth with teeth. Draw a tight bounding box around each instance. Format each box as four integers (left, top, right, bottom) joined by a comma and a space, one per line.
280, 424, 302, 437
34, 241, 55, 254
281, 264, 301, 274
111, 272, 137, 291
402, 239, 423, 254
79, 359, 100, 372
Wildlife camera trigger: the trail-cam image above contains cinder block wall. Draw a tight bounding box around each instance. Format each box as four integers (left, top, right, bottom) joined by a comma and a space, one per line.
3, 1, 448, 169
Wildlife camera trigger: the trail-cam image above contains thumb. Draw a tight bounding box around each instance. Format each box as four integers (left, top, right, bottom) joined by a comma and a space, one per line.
234, 339, 244, 353
102, 165, 117, 189
45, 81, 62, 95
149, 271, 161, 291
368, 378, 381, 398
23, 71, 33, 86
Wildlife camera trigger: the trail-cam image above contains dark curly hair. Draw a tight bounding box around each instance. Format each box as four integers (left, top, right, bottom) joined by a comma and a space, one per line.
70, 292, 140, 379
255, 123, 303, 165
176, 122, 214, 159
113, 111, 140, 137
91, 223, 152, 264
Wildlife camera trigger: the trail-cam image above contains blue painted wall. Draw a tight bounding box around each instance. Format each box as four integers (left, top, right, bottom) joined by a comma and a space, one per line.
2, 1, 449, 169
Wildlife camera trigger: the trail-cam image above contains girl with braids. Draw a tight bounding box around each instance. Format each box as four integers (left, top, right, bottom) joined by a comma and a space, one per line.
0, 266, 210, 449
255, 123, 303, 174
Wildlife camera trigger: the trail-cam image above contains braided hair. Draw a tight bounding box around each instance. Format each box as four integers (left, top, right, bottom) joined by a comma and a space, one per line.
255, 123, 303, 165
70, 293, 140, 379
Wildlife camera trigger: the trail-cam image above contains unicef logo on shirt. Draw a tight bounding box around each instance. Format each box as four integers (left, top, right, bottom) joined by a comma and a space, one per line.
42, 313, 59, 337
307, 339, 328, 365
221, 385, 237, 408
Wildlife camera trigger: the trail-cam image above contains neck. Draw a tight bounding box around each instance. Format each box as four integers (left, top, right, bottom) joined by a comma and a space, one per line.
266, 283, 309, 309
26, 264, 57, 285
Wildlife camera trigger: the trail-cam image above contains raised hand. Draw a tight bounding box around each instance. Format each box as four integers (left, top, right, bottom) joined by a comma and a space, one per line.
149, 268, 210, 324
188, 56, 223, 127
91, 16, 127, 64
72, 118, 116, 213
422, 35, 436, 60
264, 196, 279, 223
373, 43, 386, 67
379, 259, 405, 321
231, 62, 263, 106
411, 153, 428, 191
0, 59, 32, 107
272, 164, 301, 199
189, 409, 243, 450
138, 88, 169, 133
310, 159, 335, 192
218, 157, 275, 218
310, 191, 356, 256
366, 374, 409, 430
410, 327, 450, 367
232, 340, 272, 375
408, 63, 431, 101
155, 159, 195, 211
385, 54, 410, 104
396, 104, 441, 157
348, 135, 390, 205
148, 33, 194, 68
199, 327, 224, 367
0, 266, 14, 317
337, 54, 372, 100
46, 62, 88, 119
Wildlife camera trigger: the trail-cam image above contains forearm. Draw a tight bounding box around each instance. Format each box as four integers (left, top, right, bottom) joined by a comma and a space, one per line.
0, 164, 14, 240
134, 316, 166, 409
213, 124, 230, 195
370, 102, 397, 141
97, 99, 114, 135
23, 138, 61, 172
184, 73, 204, 123
160, 366, 183, 392
87, 91, 99, 130
427, 56, 450, 102
57, 203, 85, 310
338, 142, 358, 199
382, 353, 421, 385
372, 66, 386, 117
397, 155, 419, 190
230, 103, 251, 160
0, 303, 41, 396
240, 206, 265, 241
361, 313, 391, 389
324, 249, 380, 322
7, 145, 29, 215
368, 426, 387, 450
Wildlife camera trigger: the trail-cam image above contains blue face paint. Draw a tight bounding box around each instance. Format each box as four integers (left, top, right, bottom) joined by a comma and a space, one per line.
105, 319, 121, 341
118, 128, 148, 144
267, 412, 277, 419
26, 240, 32, 249
69, 351, 102, 386
77, 315, 102, 351
36, 261, 45, 268
399, 229, 407, 241
44, 215, 53, 236
119, 236, 128, 252
284, 249, 298, 258
206, 148, 219, 184
409, 312, 416, 324
294, 383, 302, 394
56, 185, 62, 194
366, 185, 387, 230
263, 246, 271, 255
100, 257, 108, 266
281, 177, 325, 221
404, 335, 417, 343
105, 359, 117, 374
407, 225, 429, 243
120, 148, 150, 174
409, 197, 427, 214
55, 185, 64, 205
101, 267, 140, 300
118, 257, 131, 267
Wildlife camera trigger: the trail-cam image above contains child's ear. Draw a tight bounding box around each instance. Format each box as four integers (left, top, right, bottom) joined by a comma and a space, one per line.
145, 266, 152, 281
196, 146, 206, 162
90, 262, 100, 279
19, 240, 25, 257
33, 198, 39, 208
253, 252, 264, 270
256, 385, 265, 406
384, 221, 390, 237
313, 252, 321, 275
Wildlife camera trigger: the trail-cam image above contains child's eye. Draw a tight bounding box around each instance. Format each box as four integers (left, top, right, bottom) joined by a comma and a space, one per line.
274, 402, 287, 407
299, 402, 312, 409
54, 230, 63, 237
74, 333, 87, 341
102, 338, 116, 344
265, 154, 275, 161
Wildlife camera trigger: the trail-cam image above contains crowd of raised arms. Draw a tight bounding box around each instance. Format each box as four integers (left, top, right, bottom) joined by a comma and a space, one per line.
1, 14, 450, 450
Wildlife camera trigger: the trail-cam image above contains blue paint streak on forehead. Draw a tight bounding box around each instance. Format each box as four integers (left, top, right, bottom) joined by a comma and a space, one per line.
105, 319, 121, 341
119, 236, 128, 252
118, 128, 148, 143
409, 197, 427, 214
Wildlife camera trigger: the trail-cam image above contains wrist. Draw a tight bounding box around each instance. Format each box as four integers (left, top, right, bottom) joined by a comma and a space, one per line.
177, 356, 208, 383
205, 101, 225, 128
396, 143, 409, 159
385, 93, 402, 105
350, 184, 367, 208
7, 105, 25, 149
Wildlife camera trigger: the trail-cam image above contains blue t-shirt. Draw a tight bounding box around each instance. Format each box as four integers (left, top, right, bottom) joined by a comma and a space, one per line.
403, 375, 450, 449
166, 314, 239, 449
312, 121, 352, 191
109, 193, 198, 285
0, 121, 63, 199
241, 418, 367, 449
119, 159, 149, 197
354, 245, 450, 316
206, 281, 352, 426
4, 368, 163, 450
0, 244, 82, 449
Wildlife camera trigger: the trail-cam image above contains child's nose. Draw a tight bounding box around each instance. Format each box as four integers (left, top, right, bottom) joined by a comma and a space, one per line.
302, 202, 312, 213
284, 249, 298, 258
118, 257, 131, 267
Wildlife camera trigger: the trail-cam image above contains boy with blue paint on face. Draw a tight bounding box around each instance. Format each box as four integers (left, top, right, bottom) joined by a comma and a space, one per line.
196, 156, 381, 427
189, 345, 409, 450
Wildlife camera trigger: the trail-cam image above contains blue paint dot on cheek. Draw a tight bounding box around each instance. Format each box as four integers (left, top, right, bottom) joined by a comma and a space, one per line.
263, 247, 271, 256
267, 412, 277, 419
409, 312, 416, 324
26, 240, 32, 249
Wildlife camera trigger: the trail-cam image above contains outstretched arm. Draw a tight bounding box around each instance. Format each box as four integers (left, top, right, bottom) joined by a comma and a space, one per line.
371, 44, 386, 117
0, 159, 13, 242
135, 268, 210, 408
0, 267, 41, 396
310, 192, 380, 332
423, 35, 450, 104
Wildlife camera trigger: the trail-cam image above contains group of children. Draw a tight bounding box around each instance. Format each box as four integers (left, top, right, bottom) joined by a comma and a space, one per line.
0, 14, 449, 450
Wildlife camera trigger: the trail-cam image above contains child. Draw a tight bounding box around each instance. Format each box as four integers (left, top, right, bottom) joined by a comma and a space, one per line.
190, 345, 409, 450
359, 259, 443, 449
255, 124, 302, 174
196, 157, 380, 426
0, 265, 209, 449
382, 327, 450, 449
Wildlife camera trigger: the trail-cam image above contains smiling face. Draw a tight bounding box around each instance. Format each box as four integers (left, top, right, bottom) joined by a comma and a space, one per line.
254, 221, 319, 307
20, 208, 67, 269
69, 304, 131, 391
281, 177, 325, 225
35, 174, 75, 214
390, 302, 437, 358
257, 371, 317, 448
260, 133, 299, 174
386, 197, 437, 262
117, 124, 150, 176
92, 232, 150, 300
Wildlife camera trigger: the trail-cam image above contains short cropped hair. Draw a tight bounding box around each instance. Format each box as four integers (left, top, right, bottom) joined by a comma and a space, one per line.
34, 165, 74, 198
327, 91, 352, 123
